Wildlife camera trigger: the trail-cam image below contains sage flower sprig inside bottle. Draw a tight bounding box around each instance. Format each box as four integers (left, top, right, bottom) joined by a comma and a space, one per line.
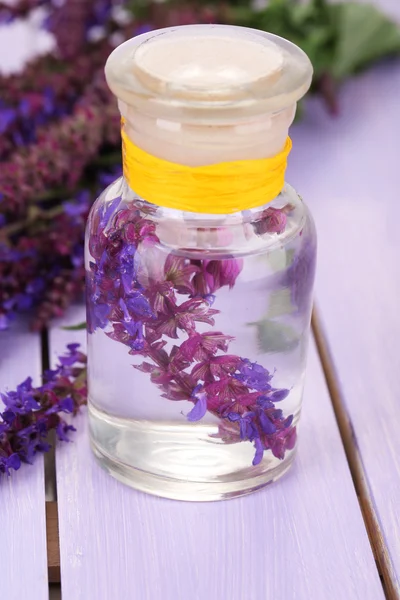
86, 25, 316, 501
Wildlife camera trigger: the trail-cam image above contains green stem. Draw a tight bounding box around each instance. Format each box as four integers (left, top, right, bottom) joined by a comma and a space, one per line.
92, 151, 122, 167
34, 188, 73, 203
1, 205, 64, 238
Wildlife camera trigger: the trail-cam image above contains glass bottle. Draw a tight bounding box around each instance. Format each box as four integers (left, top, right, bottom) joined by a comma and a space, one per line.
86, 24, 316, 501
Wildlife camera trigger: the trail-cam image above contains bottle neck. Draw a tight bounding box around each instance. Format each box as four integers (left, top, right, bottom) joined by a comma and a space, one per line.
119, 101, 296, 167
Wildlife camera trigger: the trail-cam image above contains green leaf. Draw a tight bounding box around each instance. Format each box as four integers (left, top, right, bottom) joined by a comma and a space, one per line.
293, 100, 304, 123
331, 2, 400, 79
230, 0, 400, 89
298, 27, 336, 76
231, 0, 337, 78
248, 318, 299, 353
267, 248, 288, 272
62, 322, 87, 331
266, 289, 293, 319
285, 249, 295, 267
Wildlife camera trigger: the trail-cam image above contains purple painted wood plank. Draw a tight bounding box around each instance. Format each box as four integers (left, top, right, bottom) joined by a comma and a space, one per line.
288, 25, 400, 593
52, 306, 382, 600
0, 321, 48, 600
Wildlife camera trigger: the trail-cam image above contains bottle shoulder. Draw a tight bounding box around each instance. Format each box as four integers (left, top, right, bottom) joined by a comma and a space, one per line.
87, 177, 315, 259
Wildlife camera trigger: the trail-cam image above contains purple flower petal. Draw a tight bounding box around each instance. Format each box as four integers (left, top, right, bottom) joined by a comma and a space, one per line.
59, 355, 78, 366
259, 411, 277, 435
187, 392, 207, 422
257, 396, 274, 409
7, 453, 21, 471
252, 438, 264, 466
0, 107, 16, 133
254, 206, 287, 235
0, 453, 21, 475
286, 427, 297, 450
35, 442, 51, 454
2, 410, 16, 424
60, 396, 74, 413
17, 377, 33, 393
283, 415, 294, 428
99, 196, 121, 229
204, 294, 215, 305
43, 368, 61, 383
227, 412, 241, 422
56, 422, 76, 442
126, 292, 154, 319
269, 389, 290, 402
239, 418, 250, 440
235, 359, 272, 392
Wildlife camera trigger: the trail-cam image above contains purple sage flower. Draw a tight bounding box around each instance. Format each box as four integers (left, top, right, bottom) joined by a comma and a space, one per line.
254, 206, 288, 235
235, 359, 272, 392
86, 199, 297, 467
0, 344, 87, 476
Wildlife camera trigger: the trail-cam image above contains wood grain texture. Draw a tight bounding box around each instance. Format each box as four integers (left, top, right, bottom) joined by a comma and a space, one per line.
0, 321, 48, 600
288, 31, 400, 595
52, 306, 383, 600
312, 309, 398, 600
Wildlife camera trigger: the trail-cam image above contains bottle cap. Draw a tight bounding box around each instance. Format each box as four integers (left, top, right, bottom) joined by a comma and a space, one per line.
105, 24, 313, 121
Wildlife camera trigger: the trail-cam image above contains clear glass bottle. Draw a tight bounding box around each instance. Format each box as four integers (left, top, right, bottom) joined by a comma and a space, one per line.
86, 25, 316, 501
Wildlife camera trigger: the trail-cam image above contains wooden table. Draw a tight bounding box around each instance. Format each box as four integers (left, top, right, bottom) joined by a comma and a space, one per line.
1, 3, 400, 599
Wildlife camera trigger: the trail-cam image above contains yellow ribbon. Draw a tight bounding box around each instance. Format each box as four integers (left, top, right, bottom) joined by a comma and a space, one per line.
121, 126, 291, 214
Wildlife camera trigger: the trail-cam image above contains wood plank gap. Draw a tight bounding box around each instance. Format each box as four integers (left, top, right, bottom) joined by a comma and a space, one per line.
49, 584, 62, 600
42, 329, 60, 582
46, 501, 61, 583
312, 307, 400, 600
41, 328, 57, 502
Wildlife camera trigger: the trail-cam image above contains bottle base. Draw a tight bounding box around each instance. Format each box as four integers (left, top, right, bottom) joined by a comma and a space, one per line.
89, 404, 296, 502
91, 441, 295, 501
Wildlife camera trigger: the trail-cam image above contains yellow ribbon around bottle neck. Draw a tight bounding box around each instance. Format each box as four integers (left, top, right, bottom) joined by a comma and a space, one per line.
121, 125, 292, 215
